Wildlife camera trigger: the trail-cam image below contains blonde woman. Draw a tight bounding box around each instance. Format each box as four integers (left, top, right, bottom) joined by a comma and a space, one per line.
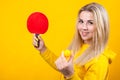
33, 2, 116, 80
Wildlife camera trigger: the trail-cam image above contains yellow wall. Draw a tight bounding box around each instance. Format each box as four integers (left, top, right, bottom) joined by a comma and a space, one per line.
0, 0, 120, 80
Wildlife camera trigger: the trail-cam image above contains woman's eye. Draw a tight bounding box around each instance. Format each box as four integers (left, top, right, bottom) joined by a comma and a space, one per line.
78, 20, 83, 23
88, 22, 93, 25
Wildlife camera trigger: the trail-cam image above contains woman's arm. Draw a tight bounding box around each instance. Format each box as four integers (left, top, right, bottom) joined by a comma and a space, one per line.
33, 34, 58, 70
40, 48, 58, 70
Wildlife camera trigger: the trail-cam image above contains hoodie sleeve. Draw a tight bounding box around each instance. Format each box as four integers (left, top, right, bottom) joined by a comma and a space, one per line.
40, 48, 58, 70
63, 73, 81, 80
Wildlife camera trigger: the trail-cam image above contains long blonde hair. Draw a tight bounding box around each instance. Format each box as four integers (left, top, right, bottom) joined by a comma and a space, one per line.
68, 2, 109, 65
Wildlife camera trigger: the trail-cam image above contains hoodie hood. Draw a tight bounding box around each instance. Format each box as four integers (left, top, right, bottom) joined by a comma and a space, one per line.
103, 47, 116, 64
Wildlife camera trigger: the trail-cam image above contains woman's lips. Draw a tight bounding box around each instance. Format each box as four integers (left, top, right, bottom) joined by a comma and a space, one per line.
81, 32, 89, 36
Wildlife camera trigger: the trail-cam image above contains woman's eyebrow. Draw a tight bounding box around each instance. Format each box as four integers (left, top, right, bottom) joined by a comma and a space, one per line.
88, 20, 94, 22
79, 18, 94, 22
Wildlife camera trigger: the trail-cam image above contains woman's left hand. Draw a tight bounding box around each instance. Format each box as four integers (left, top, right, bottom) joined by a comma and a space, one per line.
55, 51, 74, 79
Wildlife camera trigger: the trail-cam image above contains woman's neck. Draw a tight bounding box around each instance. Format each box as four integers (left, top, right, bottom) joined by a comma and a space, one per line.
84, 40, 91, 45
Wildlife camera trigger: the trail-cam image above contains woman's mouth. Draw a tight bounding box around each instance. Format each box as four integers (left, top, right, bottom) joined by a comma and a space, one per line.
81, 32, 89, 36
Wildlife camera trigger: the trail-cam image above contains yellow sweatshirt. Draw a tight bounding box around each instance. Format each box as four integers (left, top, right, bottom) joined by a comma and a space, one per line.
40, 44, 116, 80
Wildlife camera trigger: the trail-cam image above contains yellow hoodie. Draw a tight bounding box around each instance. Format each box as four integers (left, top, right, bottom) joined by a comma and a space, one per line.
40, 44, 116, 80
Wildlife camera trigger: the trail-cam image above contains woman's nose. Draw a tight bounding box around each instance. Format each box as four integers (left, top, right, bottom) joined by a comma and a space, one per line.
82, 23, 88, 30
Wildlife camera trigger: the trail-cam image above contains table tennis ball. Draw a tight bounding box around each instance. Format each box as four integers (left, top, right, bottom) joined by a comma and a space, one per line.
64, 49, 71, 61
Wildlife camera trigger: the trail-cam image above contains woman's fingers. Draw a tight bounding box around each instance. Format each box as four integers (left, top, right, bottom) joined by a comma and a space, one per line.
55, 51, 74, 78
61, 51, 67, 63
33, 34, 40, 48
38, 35, 42, 40
55, 51, 68, 70
33, 34, 39, 41
33, 39, 37, 46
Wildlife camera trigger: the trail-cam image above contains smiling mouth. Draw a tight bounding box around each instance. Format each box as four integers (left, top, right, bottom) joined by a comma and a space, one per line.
82, 32, 89, 36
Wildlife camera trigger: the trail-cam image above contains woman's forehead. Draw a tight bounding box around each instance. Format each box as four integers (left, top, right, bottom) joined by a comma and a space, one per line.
79, 11, 94, 20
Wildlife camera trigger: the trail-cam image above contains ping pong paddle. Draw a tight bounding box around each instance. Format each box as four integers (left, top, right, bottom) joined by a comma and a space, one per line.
27, 12, 49, 47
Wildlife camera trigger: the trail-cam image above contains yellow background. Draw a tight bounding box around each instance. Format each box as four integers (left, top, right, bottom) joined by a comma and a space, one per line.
0, 0, 120, 80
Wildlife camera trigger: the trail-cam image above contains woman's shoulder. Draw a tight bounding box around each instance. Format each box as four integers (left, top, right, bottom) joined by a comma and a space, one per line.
84, 47, 116, 70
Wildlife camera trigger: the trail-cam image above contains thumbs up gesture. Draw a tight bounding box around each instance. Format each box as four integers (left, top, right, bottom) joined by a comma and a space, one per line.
55, 50, 74, 79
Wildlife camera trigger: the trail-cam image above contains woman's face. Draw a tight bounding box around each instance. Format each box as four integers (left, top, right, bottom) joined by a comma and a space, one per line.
77, 11, 96, 43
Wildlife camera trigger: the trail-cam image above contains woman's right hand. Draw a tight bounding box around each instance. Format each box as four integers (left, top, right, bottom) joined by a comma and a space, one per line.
33, 34, 46, 53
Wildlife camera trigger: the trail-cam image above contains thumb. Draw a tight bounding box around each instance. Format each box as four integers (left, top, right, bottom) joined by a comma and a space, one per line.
61, 51, 68, 63
61, 51, 65, 58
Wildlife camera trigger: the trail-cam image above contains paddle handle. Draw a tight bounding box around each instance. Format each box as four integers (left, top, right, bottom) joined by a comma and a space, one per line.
35, 34, 40, 48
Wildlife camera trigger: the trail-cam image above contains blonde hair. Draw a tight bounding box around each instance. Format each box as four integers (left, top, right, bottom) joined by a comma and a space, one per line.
68, 2, 109, 65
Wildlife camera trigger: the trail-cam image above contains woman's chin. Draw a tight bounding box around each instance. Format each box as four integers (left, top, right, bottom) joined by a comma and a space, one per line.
81, 37, 88, 41
81, 37, 92, 43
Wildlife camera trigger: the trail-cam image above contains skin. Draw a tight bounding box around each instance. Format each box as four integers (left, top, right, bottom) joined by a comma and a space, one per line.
33, 11, 96, 79
78, 11, 96, 44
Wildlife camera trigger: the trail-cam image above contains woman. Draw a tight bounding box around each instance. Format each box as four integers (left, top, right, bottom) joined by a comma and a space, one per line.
33, 2, 116, 80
